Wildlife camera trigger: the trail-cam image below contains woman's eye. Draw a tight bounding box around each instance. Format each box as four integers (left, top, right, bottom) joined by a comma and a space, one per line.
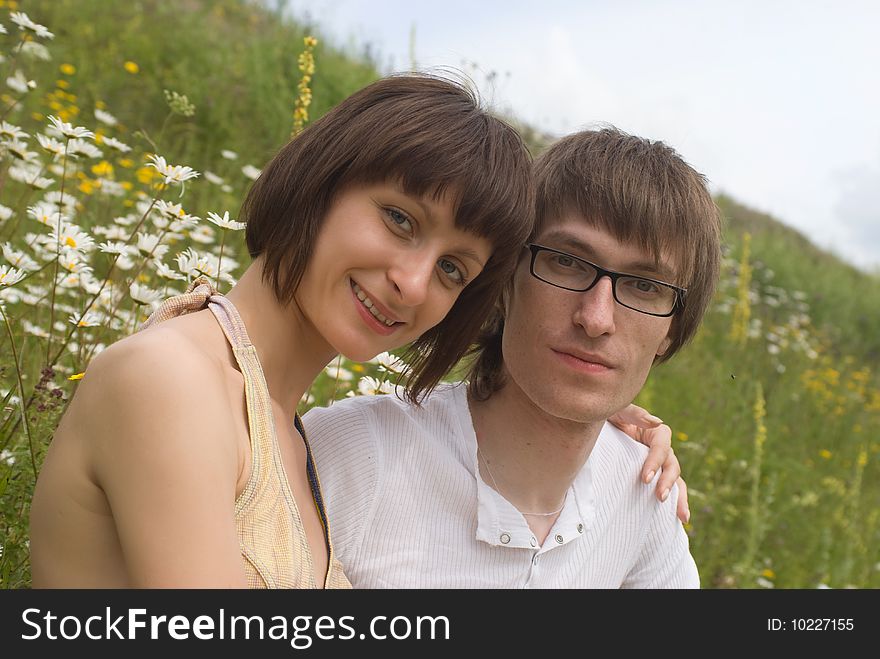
438, 258, 466, 286
385, 208, 413, 234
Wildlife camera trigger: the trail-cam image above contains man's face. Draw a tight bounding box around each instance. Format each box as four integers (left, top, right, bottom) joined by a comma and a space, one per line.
501, 216, 676, 423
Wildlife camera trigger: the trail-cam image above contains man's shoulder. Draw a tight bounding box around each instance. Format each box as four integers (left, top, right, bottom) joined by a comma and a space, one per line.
304, 381, 466, 425
596, 421, 650, 464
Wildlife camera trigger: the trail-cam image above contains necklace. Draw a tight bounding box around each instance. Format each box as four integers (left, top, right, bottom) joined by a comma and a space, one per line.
477, 445, 566, 517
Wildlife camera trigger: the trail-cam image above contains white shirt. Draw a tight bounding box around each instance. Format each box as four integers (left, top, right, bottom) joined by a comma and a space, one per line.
304, 383, 699, 588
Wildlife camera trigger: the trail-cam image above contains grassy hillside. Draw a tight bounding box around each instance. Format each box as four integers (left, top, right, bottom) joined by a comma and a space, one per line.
0, 0, 877, 588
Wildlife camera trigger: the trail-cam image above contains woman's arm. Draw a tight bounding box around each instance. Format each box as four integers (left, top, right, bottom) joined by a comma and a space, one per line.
609, 404, 690, 525
81, 336, 248, 587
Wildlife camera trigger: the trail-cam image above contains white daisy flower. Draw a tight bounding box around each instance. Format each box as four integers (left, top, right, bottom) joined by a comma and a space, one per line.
101, 136, 131, 153
22, 320, 49, 339
0, 204, 13, 221
27, 203, 66, 227
175, 247, 216, 279
94, 108, 118, 127
9, 11, 54, 39
41, 190, 76, 213
221, 149, 238, 160
67, 138, 102, 159
0, 265, 26, 287
0, 23, 6, 35
0, 121, 27, 141
51, 225, 95, 253
47, 115, 94, 140
97, 179, 126, 197
0, 449, 15, 466
189, 224, 216, 244
241, 164, 261, 180
113, 214, 138, 227
36, 133, 67, 157
98, 241, 130, 256
6, 70, 36, 94
136, 234, 170, 262
7, 163, 41, 185
3, 140, 37, 162
370, 351, 405, 372
2, 243, 39, 271
169, 214, 200, 232
206, 211, 246, 231
203, 171, 225, 185
147, 154, 200, 187
154, 200, 185, 219
28, 175, 54, 190
357, 376, 395, 396
69, 311, 102, 328
20, 41, 51, 61
129, 282, 162, 307
58, 252, 92, 275
324, 362, 354, 382
154, 261, 186, 281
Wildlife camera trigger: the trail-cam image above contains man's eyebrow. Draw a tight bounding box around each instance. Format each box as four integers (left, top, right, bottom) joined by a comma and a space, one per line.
540, 230, 677, 282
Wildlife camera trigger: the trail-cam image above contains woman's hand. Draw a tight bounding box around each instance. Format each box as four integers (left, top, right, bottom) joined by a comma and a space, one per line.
608, 404, 690, 525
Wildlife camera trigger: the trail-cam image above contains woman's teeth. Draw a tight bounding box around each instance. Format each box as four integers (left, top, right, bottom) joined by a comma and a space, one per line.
352, 282, 396, 327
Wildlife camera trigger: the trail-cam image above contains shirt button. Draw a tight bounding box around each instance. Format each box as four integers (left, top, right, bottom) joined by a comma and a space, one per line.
532, 554, 539, 566
577, 523, 584, 534
500, 532, 511, 544
555, 534, 564, 544
530, 536, 537, 547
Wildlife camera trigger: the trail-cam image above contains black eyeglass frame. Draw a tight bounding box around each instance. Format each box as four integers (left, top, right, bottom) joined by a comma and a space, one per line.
525, 243, 687, 318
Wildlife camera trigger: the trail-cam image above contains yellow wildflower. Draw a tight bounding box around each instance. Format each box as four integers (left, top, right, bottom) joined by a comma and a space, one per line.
124, 60, 140, 74
118, 158, 135, 169
761, 568, 775, 579
819, 449, 832, 460
56, 79, 70, 90
136, 166, 157, 184
91, 160, 114, 178
60, 63, 76, 75
68, 372, 85, 381
676, 431, 688, 442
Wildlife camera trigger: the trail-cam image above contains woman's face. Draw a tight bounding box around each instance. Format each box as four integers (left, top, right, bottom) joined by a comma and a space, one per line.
295, 181, 492, 362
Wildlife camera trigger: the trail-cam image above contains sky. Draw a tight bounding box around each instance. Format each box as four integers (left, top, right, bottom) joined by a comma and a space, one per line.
288, 0, 880, 272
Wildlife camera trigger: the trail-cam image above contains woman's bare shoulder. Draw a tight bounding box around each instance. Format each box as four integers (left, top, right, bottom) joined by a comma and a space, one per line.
60, 312, 238, 459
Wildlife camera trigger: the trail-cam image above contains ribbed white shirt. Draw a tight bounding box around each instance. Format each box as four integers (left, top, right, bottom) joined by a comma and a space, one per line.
304, 383, 699, 589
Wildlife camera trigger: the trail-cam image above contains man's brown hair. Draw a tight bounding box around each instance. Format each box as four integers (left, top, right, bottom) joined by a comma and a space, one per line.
469, 127, 721, 400
242, 73, 534, 403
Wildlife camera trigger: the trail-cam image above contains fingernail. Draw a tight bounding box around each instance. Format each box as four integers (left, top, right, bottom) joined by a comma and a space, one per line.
646, 414, 663, 424
645, 470, 655, 483
661, 488, 670, 502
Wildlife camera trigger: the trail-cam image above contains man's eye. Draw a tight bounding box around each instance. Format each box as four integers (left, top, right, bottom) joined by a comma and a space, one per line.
626, 278, 661, 295
555, 255, 576, 268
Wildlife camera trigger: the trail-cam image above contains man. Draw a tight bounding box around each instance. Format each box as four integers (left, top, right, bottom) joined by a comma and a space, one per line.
305, 128, 721, 588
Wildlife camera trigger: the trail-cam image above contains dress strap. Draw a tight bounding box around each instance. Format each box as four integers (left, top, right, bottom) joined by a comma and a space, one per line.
139, 276, 255, 352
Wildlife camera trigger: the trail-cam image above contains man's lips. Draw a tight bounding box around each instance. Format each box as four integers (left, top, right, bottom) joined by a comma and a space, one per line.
551, 348, 615, 370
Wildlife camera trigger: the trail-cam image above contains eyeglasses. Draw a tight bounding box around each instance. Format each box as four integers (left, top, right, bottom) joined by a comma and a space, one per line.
525, 243, 686, 317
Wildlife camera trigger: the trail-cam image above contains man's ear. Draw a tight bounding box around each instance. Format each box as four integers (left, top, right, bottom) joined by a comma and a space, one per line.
656, 335, 672, 357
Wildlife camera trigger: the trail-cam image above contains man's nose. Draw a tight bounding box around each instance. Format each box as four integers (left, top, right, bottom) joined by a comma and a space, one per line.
573, 275, 617, 337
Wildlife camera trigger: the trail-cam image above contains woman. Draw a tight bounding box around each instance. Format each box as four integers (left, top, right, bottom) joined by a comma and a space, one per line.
29, 74, 679, 589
